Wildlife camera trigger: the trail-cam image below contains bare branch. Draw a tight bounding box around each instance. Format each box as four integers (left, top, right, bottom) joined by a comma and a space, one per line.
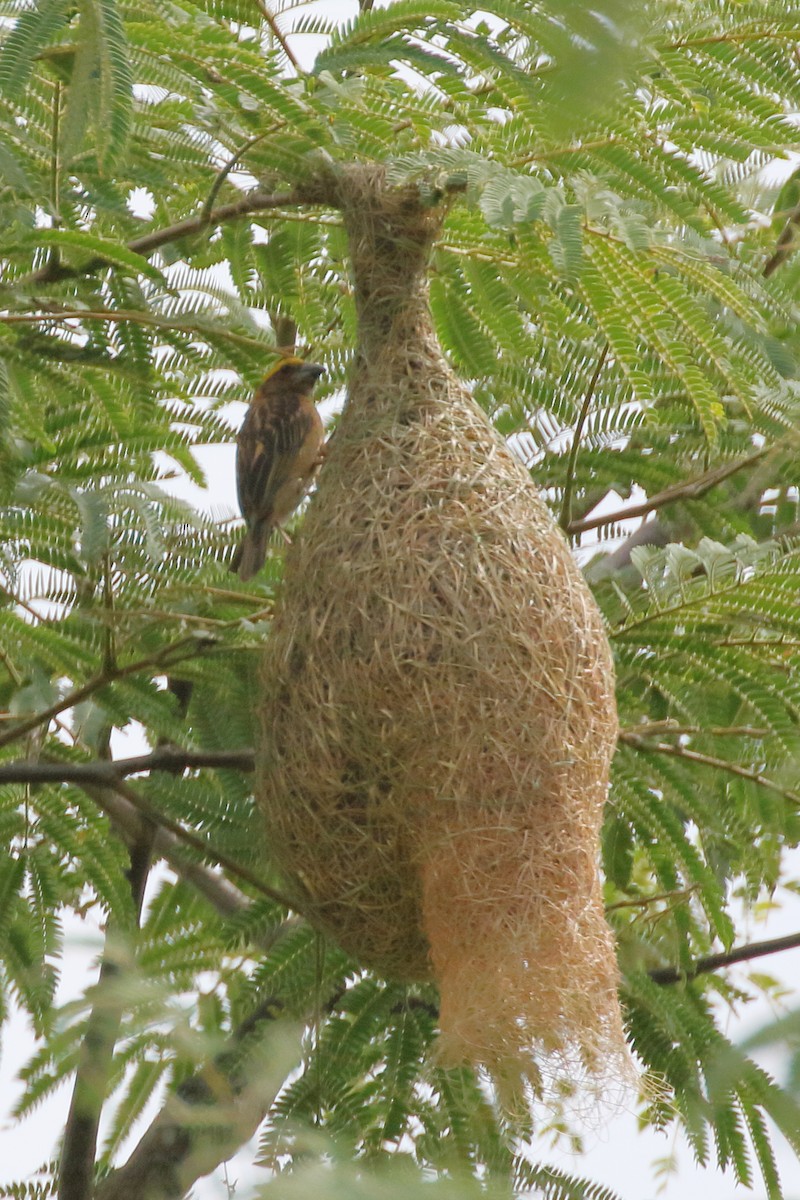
566, 448, 768, 536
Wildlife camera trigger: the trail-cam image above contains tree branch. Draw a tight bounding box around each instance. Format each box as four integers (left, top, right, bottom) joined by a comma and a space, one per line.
86, 776, 298, 911
566, 447, 768, 536
58, 798, 152, 1200
619, 731, 800, 807
82, 782, 301, 957
619, 722, 770, 740
0, 748, 295, 907
22, 183, 336, 287
94, 999, 295, 1200
650, 930, 800, 985
0, 308, 270, 350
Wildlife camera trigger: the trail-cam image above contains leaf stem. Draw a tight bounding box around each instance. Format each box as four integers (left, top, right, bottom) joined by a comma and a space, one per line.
255, 0, 303, 73
559, 342, 609, 531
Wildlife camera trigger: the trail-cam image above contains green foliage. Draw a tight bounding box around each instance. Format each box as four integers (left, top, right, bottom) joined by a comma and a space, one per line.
2, 0, 800, 1197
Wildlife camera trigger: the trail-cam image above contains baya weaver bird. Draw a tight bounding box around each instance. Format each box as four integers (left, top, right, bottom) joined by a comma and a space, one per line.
231, 358, 326, 581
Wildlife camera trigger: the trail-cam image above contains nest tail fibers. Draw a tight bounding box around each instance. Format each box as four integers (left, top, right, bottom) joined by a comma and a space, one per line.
257, 166, 629, 1096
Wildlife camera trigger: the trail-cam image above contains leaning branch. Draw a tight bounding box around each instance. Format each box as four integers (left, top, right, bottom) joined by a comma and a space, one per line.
84, 782, 299, 950
85, 775, 297, 910
764, 196, 800, 278
566, 447, 767, 536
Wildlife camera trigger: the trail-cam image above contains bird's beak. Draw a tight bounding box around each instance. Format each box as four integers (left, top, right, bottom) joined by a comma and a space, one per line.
299, 363, 325, 384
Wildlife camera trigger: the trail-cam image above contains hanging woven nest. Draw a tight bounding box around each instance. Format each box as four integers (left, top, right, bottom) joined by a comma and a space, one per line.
257, 166, 629, 1094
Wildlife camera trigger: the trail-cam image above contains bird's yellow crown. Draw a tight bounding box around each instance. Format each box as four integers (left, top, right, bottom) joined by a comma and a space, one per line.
262, 356, 305, 382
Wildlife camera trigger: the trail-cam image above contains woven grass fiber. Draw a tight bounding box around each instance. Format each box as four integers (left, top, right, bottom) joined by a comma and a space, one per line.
257, 166, 629, 1094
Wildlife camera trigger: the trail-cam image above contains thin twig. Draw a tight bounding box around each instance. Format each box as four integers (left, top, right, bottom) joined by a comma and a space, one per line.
0, 635, 215, 751
566, 447, 768, 535
619, 732, 800, 807
0, 308, 270, 350
200, 128, 284, 223
619, 722, 770, 740
559, 343, 609, 531
606, 885, 699, 913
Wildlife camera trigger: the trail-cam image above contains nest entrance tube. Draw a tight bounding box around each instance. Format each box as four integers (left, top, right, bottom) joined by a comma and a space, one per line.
257, 165, 630, 1097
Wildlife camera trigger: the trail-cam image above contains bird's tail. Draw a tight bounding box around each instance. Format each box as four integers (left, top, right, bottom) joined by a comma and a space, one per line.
231, 523, 271, 581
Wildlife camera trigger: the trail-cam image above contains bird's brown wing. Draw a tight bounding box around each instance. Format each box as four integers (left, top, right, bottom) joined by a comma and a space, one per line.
236, 397, 317, 526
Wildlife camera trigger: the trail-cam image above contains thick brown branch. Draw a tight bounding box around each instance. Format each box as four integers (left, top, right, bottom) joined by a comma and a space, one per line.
566, 448, 767, 536
650, 930, 800, 984
0, 746, 255, 784
94, 999, 294, 1200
